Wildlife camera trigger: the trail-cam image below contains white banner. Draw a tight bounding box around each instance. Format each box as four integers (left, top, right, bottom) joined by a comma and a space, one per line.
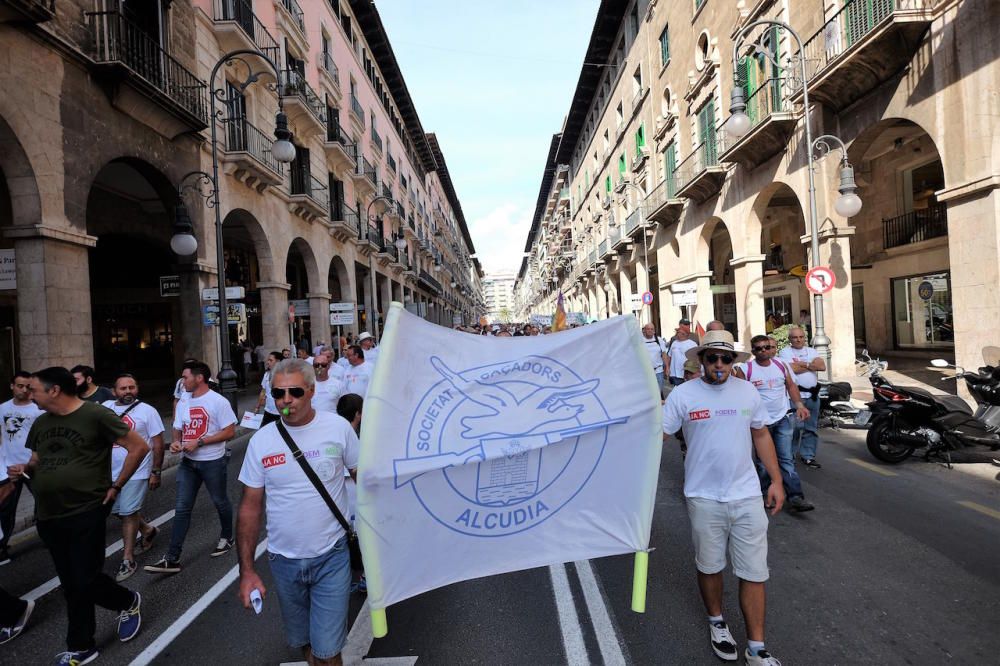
357, 303, 662, 610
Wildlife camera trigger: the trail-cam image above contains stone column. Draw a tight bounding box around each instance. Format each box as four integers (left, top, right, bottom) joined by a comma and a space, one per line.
258, 281, 291, 351
307, 291, 331, 349
595, 280, 608, 319
690, 272, 715, 331
731, 255, 766, 346
8, 228, 95, 370
802, 227, 857, 378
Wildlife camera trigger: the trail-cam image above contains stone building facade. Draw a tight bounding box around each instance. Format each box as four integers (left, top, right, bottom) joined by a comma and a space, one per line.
515, 0, 999, 378
0, 0, 482, 390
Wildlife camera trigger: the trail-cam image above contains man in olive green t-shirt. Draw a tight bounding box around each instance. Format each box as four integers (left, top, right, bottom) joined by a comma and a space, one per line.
7, 367, 149, 662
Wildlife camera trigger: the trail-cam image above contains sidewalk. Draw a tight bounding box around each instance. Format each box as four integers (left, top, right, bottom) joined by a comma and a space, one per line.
9, 390, 261, 540
839, 352, 960, 403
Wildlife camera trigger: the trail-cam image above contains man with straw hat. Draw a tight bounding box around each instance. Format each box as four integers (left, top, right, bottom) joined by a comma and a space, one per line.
662, 330, 785, 666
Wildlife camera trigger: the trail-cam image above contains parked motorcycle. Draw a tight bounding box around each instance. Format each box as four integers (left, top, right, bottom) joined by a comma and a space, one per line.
864, 349, 1000, 464
818, 380, 860, 428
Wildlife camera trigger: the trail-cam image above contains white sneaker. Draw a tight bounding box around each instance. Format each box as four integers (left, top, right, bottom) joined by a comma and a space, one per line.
709, 621, 738, 661
745, 647, 782, 665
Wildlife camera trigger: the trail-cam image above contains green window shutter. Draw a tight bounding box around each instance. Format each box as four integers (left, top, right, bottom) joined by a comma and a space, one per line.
635, 124, 645, 153
698, 100, 717, 165
665, 143, 677, 197
605, 175, 612, 194
659, 27, 670, 65
618, 153, 626, 175
769, 25, 782, 112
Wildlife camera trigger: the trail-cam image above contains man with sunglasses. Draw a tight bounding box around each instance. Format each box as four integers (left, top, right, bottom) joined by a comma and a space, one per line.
742, 336, 815, 514
237, 359, 359, 666
312, 352, 344, 414
778, 326, 825, 468
146, 361, 237, 574
662, 330, 786, 666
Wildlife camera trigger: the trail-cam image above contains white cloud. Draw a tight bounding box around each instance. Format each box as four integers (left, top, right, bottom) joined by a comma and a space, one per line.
468, 202, 533, 275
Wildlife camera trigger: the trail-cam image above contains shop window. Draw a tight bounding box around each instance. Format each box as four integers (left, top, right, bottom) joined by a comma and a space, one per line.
891, 271, 953, 348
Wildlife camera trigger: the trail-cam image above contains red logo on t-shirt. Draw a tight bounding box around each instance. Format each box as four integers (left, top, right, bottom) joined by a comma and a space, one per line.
262, 453, 286, 469
121, 414, 136, 430
182, 407, 209, 442
689, 409, 711, 421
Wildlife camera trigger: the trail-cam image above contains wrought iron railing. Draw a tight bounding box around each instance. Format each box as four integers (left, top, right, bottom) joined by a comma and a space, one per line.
381, 183, 393, 199
277, 0, 305, 33
339, 203, 360, 232
326, 119, 351, 150
625, 209, 643, 234
645, 176, 680, 212
87, 10, 208, 124
223, 117, 283, 174
800, 0, 934, 79
288, 169, 329, 212
279, 70, 326, 124
419, 270, 442, 293
366, 221, 384, 248
370, 127, 383, 152
735, 73, 784, 136
317, 50, 339, 85
362, 156, 377, 185
882, 204, 947, 249
674, 137, 720, 191
407, 213, 416, 230
213, 0, 279, 64
587, 250, 597, 267
610, 221, 622, 246
350, 93, 365, 125
598, 239, 609, 257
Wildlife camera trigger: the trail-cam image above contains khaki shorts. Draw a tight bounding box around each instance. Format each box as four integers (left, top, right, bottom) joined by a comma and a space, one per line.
686, 496, 769, 582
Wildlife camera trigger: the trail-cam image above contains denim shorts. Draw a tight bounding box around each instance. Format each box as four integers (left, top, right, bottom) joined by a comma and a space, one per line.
268, 537, 352, 659
686, 496, 769, 582
112, 477, 148, 516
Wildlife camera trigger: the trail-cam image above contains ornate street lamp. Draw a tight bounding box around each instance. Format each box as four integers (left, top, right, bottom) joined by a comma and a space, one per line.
366, 195, 394, 338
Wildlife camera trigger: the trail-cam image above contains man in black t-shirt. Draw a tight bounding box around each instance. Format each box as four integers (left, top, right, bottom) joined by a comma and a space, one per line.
8, 367, 148, 663
70, 365, 113, 404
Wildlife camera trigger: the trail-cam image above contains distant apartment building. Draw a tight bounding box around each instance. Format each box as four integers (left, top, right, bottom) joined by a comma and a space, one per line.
516, 0, 998, 376
483, 272, 516, 323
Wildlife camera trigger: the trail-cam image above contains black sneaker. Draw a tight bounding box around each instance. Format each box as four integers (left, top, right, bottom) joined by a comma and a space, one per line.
789, 495, 815, 512
708, 621, 738, 661
802, 458, 822, 469
211, 538, 234, 558
144, 557, 181, 574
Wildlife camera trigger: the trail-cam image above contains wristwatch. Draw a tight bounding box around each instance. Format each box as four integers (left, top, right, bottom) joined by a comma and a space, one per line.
151, 469, 162, 476
197, 437, 206, 448
111, 482, 123, 492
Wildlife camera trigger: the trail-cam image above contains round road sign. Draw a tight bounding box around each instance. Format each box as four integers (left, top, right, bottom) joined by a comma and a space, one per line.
805, 266, 836, 295
641, 290, 654, 305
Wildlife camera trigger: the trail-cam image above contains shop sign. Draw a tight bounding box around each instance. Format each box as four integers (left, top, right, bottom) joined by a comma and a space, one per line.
0, 249, 15, 290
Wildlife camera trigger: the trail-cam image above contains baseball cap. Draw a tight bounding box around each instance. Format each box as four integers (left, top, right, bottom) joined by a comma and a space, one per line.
678, 318, 691, 326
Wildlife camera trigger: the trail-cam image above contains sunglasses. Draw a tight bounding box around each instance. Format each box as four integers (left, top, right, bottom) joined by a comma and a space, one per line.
752, 345, 775, 352
270, 387, 306, 399
704, 353, 735, 365
313, 362, 330, 368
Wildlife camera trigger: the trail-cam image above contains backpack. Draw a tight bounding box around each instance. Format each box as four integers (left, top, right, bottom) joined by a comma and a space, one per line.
745, 358, 787, 381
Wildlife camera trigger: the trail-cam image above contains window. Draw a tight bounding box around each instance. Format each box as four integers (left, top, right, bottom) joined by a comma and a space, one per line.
615, 102, 624, 127
664, 142, 677, 195
659, 26, 670, 65
618, 153, 627, 175
891, 272, 953, 348
635, 124, 645, 154
695, 0, 707, 10
697, 98, 717, 164
605, 175, 612, 194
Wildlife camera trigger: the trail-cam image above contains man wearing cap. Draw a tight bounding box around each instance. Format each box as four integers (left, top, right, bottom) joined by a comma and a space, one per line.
662, 330, 785, 666
357, 332, 379, 367
666, 320, 698, 386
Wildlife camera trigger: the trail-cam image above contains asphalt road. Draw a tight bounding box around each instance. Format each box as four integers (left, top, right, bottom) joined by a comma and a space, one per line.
2, 427, 998, 665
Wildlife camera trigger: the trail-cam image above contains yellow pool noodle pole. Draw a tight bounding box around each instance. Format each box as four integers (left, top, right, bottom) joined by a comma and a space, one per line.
371, 607, 388, 638
631, 551, 649, 613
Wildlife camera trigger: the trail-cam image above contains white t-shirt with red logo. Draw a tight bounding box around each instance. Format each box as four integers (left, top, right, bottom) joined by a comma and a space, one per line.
238, 411, 360, 559
662, 377, 769, 502
342, 361, 373, 398
778, 345, 820, 389
103, 400, 164, 481
171, 390, 238, 462
740, 359, 791, 425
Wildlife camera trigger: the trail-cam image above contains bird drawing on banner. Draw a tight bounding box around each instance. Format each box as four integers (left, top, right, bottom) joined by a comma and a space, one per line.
429, 356, 600, 439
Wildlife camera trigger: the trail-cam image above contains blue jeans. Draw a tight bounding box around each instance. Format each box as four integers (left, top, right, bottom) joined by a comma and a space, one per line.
669, 376, 685, 386
268, 537, 352, 659
167, 457, 232, 561
794, 393, 821, 460
759, 415, 804, 499
655, 371, 665, 397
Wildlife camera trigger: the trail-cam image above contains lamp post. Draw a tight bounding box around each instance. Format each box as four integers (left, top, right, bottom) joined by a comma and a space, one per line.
365, 195, 394, 339
616, 181, 651, 324
175, 48, 295, 412
726, 21, 863, 379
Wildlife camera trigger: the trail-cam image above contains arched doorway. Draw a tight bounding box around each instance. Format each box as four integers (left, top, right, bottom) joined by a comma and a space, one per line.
755, 183, 809, 333
221, 209, 272, 351
328, 255, 353, 348
86, 159, 181, 383
703, 221, 737, 339
286, 238, 318, 351
847, 119, 949, 353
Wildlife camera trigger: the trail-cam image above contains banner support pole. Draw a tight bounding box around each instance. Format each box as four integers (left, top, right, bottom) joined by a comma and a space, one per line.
631, 550, 649, 613
371, 607, 388, 638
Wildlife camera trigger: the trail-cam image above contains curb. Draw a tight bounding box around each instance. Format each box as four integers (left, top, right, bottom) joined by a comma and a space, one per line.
8, 428, 256, 544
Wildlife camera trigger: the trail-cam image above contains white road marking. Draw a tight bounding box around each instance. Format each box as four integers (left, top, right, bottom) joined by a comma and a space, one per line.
574, 560, 627, 666
128, 539, 267, 666
548, 564, 589, 665
957, 500, 1000, 521
24, 509, 176, 602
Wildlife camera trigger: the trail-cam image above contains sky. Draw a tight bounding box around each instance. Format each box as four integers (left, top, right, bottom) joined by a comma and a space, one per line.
375, 0, 600, 277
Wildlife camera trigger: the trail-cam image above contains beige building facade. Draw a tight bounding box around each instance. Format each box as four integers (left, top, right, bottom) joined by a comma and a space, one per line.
516, 0, 999, 378
0, 0, 482, 391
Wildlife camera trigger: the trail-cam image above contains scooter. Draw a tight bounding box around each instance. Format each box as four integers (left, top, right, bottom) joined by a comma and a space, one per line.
817, 380, 860, 429
864, 349, 1000, 465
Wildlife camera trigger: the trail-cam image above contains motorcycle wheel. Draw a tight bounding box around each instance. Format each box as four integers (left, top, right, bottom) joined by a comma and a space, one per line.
866, 416, 915, 464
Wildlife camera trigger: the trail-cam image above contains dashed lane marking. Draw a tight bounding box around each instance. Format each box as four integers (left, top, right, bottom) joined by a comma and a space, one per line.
549, 563, 589, 665
846, 457, 898, 477
957, 500, 1000, 521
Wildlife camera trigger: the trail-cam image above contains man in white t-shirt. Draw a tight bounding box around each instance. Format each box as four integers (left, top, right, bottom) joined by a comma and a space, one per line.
237, 358, 359, 664
741, 336, 814, 513
103, 374, 165, 581
357, 332, 379, 367
0, 371, 44, 563
641, 323, 669, 398
145, 361, 237, 575
255, 351, 283, 427
667, 322, 698, 386
778, 327, 826, 467
662, 330, 785, 666
311, 352, 344, 414
342, 345, 373, 398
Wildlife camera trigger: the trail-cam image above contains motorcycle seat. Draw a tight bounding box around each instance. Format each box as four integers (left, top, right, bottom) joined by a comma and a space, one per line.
902, 385, 973, 415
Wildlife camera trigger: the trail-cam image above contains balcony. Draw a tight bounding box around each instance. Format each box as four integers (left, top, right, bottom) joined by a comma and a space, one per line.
279, 70, 326, 137
350, 155, 377, 198
317, 51, 340, 98
273, 0, 308, 56
371, 127, 383, 154
795, 0, 936, 111
719, 79, 796, 170
419, 270, 442, 294
86, 11, 208, 139
323, 122, 355, 175
624, 209, 644, 236
882, 204, 947, 250
0, 0, 54, 23
387, 154, 397, 173
631, 148, 649, 173
219, 118, 283, 190
644, 177, 684, 224
587, 250, 598, 272
284, 169, 328, 222
599, 239, 610, 260
674, 138, 726, 203
609, 218, 624, 249
330, 202, 359, 242
349, 93, 366, 130
212, 0, 279, 66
